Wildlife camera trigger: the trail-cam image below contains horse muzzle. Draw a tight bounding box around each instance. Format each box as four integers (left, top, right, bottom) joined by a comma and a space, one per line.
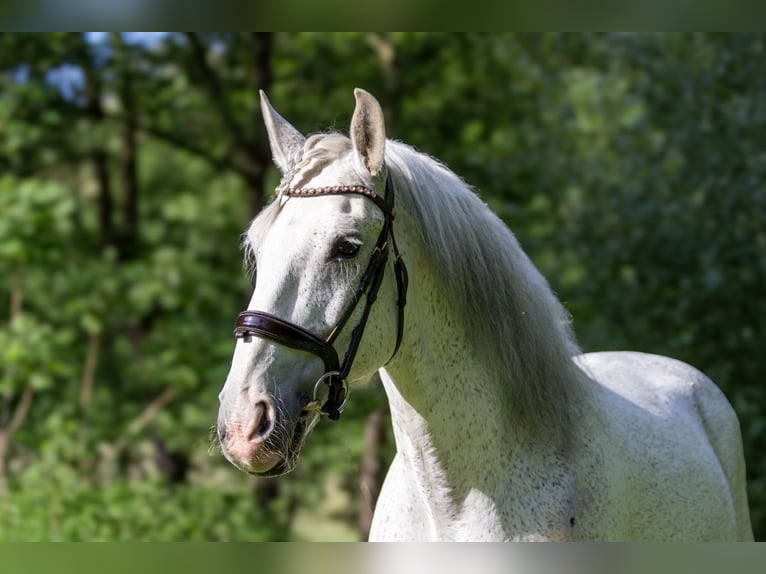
217, 390, 320, 476
217, 397, 283, 474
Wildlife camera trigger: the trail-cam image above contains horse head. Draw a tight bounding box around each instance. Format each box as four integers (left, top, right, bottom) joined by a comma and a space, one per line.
216, 90, 405, 476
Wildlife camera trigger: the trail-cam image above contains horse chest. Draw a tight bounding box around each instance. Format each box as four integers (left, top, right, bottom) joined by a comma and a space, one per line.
372, 437, 579, 541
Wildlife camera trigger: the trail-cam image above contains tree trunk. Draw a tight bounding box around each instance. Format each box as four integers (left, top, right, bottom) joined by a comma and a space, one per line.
112, 32, 140, 260
119, 101, 139, 259
358, 408, 386, 540
151, 429, 189, 485
77, 33, 115, 249
247, 32, 274, 217
92, 149, 114, 248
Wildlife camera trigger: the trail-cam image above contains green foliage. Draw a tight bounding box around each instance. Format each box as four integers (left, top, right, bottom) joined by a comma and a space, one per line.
0, 33, 764, 540
1, 447, 277, 541
0, 313, 74, 393
0, 178, 76, 264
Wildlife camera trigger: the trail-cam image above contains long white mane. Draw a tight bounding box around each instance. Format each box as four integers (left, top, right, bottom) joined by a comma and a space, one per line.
385, 139, 584, 427
247, 132, 585, 428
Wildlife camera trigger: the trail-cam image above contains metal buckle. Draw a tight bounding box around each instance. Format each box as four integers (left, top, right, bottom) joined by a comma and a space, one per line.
302, 371, 348, 416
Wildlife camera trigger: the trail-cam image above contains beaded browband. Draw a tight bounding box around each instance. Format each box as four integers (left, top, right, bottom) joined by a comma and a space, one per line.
278, 183, 396, 219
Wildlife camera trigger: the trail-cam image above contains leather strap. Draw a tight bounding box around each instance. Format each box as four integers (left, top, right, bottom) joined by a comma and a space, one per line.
234, 311, 340, 374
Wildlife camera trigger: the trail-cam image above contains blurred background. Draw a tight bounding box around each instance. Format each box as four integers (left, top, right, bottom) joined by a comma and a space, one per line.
0, 33, 763, 541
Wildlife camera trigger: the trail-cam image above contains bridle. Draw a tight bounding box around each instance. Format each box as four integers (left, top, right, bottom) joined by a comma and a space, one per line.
233, 173, 408, 421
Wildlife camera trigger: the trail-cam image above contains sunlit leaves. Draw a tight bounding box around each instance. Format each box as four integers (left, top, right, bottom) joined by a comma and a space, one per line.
0, 314, 74, 393
0, 178, 75, 265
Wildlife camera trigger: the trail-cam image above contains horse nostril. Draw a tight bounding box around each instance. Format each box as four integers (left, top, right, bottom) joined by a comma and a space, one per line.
248, 400, 275, 441
217, 420, 228, 444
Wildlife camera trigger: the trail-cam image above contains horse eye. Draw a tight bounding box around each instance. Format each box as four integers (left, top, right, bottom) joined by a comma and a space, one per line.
332, 238, 362, 259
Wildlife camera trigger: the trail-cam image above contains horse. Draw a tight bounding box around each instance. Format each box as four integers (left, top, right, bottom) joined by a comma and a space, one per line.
216, 88, 753, 541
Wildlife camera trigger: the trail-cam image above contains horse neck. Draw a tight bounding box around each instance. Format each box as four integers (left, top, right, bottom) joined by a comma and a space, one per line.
381, 239, 534, 499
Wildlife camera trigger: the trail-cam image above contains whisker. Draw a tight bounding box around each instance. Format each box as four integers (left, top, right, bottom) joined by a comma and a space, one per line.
208, 424, 222, 455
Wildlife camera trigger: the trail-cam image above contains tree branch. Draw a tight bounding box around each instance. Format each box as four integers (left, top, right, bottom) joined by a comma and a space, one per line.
9, 266, 22, 320
185, 32, 252, 152
125, 115, 253, 180
110, 386, 178, 456
79, 331, 101, 416
4, 385, 34, 439
0, 385, 34, 497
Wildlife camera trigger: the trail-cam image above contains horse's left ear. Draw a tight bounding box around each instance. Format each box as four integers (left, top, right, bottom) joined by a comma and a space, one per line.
350, 88, 386, 177
260, 90, 306, 175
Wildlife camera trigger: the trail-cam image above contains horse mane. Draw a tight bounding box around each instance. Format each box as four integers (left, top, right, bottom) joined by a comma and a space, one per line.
247, 133, 585, 428
383, 140, 584, 428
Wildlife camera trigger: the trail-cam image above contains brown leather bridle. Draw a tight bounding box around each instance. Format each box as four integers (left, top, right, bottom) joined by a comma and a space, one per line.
233, 174, 408, 420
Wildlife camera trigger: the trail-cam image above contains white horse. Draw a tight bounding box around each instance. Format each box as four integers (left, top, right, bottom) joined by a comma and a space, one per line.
216, 88, 753, 541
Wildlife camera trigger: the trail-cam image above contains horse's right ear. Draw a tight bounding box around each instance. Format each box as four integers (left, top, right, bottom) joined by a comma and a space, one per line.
350, 88, 386, 177
260, 90, 306, 174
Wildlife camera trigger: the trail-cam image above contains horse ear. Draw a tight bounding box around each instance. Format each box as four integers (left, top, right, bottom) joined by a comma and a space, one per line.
260, 90, 306, 174
350, 88, 386, 177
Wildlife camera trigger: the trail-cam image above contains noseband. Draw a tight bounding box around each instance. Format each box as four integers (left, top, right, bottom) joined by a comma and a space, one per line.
233, 174, 408, 420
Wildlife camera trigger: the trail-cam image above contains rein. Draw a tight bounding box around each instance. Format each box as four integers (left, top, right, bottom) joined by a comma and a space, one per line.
233, 174, 408, 420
